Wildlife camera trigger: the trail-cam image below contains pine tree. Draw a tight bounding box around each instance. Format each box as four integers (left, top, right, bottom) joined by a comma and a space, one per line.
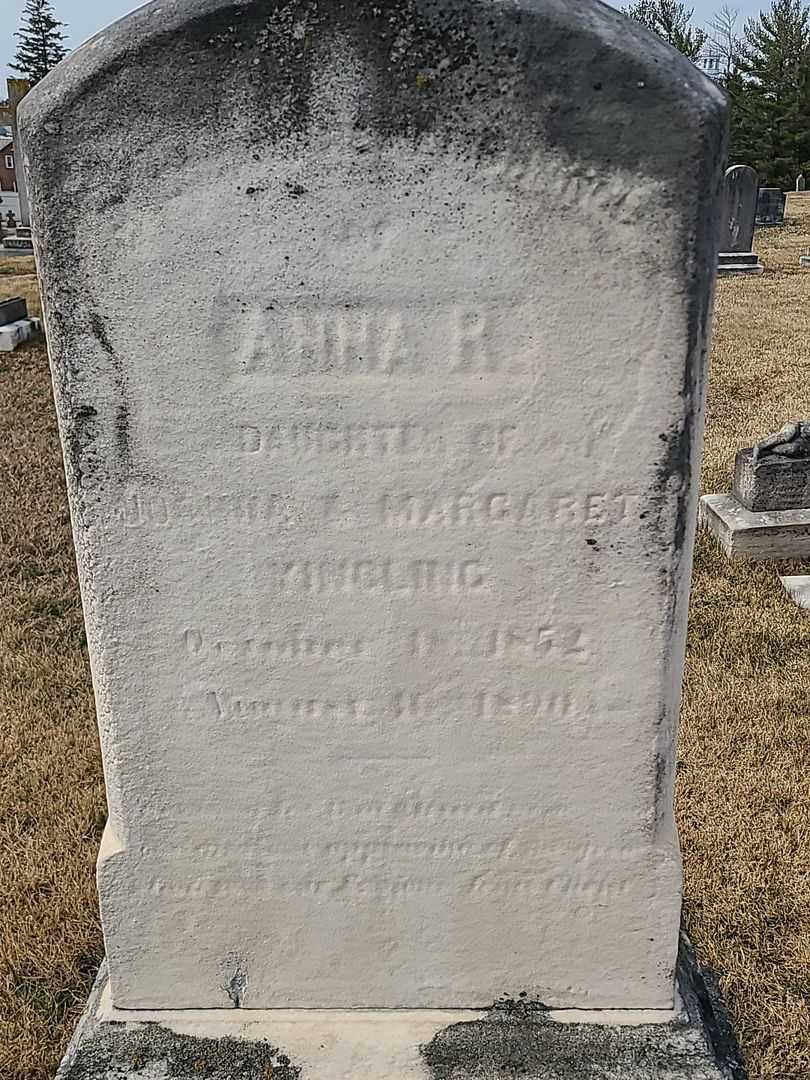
623, 0, 708, 59
10, 0, 68, 86
731, 0, 810, 188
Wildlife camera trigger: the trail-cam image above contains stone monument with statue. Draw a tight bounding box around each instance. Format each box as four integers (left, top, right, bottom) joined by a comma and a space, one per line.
702, 422, 810, 560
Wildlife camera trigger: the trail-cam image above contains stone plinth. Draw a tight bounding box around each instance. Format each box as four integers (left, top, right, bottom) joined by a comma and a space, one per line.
2, 234, 34, 251
700, 494, 810, 560
717, 252, 763, 277
734, 448, 810, 511
0, 316, 41, 351
57, 938, 744, 1080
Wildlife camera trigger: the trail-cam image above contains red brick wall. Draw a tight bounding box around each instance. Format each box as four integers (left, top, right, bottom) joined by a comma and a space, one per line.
0, 145, 17, 193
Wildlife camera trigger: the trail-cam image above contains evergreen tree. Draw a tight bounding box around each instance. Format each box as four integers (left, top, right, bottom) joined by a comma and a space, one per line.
623, 0, 708, 59
10, 0, 68, 86
731, 0, 810, 188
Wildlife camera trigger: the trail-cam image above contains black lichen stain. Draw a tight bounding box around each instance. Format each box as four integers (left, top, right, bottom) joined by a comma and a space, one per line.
67, 404, 99, 493
68, 1025, 301, 1080
643, 87, 727, 607
490, 991, 550, 1019
29, 0, 725, 219
87, 310, 132, 476
421, 1012, 700, 1080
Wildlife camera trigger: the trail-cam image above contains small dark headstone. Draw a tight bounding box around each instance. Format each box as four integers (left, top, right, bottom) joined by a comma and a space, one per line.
797, 174, 806, 192
756, 187, 785, 226
0, 296, 28, 325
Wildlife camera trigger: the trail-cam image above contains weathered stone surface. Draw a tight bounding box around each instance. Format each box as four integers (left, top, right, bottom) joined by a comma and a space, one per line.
718, 165, 758, 254
700, 494, 810, 560
21, 0, 727, 1012
797, 174, 806, 192
0, 295, 28, 325
756, 187, 785, 226
57, 938, 745, 1080
734, 448, 810, 511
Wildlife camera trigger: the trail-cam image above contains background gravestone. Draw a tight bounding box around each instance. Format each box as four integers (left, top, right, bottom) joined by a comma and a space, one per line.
21, 1, 730, 1070
702, 422, 810, 561
718, 165, 758, 253
756, 187, 785, 225
717, 164, 763, 276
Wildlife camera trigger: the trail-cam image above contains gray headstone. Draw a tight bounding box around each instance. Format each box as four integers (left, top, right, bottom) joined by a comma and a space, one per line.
756, 187, 785, 226
797, 174, 806, 192
718, 164, 758, 253
20, 0, 727, 1017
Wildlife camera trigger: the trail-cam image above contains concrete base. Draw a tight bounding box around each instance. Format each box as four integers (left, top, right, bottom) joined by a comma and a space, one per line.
0, 317, 41, 351
700, 494, 810, 560
717, 252, 763, 277
2, 235, 34, 251
56, 936, 744, 1079
780, 575, 810, 608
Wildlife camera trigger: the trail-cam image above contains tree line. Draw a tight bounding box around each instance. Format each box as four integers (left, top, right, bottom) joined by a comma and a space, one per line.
5, 0, 810, 192
625, 0, 810, 190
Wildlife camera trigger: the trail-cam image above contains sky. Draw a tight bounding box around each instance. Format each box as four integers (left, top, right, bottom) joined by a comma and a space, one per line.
1, 0, 767, 88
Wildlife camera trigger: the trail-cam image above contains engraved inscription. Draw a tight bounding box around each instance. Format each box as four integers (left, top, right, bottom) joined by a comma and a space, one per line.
184, 629, 370, 662
209, 691, 367, 725
233, 423, 519, 460
409, 625, 589, 662
394, 690, 575, 723
107, 487, 639, 532
235, 304, 530, 377
382, 491, 644, 528
206, 690, 576, 726
236, 422, 445, 458
275, 559, 487, 595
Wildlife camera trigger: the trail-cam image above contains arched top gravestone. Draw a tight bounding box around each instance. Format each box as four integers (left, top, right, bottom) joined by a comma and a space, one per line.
719, 164, 758, 254
20, 0, 726, 1014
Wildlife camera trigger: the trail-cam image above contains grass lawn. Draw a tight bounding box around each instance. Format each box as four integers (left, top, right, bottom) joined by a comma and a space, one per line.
0, 206, 809, 1079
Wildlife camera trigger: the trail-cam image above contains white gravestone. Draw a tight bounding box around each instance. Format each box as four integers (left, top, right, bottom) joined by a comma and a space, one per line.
21, 0, 726, 1018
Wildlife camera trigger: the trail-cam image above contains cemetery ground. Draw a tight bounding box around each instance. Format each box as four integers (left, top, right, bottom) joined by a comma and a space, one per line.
0, 212, 808, 1080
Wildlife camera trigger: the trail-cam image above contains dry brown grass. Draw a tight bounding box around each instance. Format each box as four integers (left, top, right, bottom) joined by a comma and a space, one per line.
678, 200, 810, 1079
0, 207, 809, 1077
0, 259, 105, 1080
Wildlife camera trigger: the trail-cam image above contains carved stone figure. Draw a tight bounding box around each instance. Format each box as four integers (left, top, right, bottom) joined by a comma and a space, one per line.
754, 422, 810, 460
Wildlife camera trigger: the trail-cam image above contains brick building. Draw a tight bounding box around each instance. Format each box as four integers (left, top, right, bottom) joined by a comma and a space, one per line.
0, 139, 17, 193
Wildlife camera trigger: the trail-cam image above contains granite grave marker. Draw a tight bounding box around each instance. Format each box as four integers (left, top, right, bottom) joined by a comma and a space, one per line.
756, 186, 785, 226
717, 164, 763, 276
